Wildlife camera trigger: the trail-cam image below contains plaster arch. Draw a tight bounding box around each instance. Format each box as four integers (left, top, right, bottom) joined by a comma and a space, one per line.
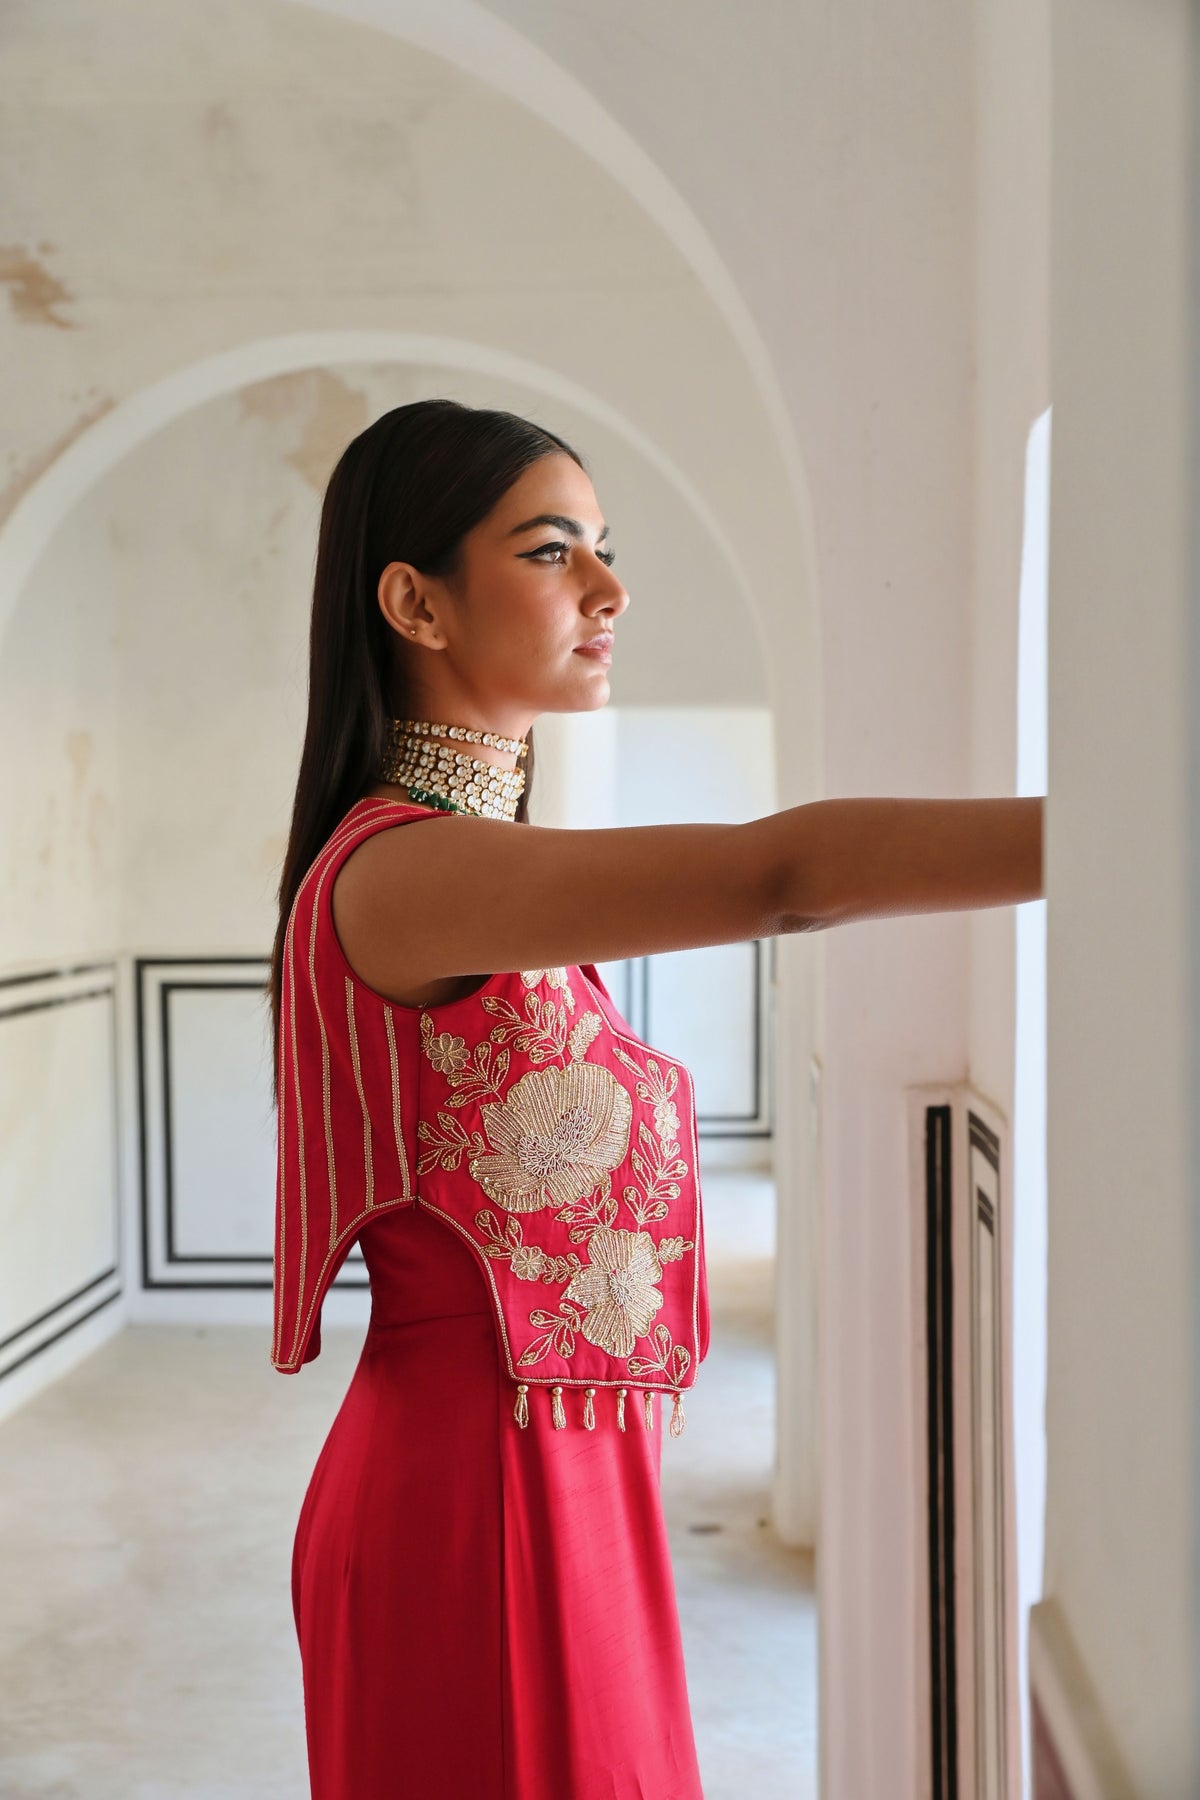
0, 330, 770, 671
282, 0, 814, 531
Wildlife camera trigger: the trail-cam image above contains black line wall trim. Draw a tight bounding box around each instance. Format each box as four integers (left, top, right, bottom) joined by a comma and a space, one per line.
637, 938, 773, 1138
925, 1102, 959, 1800
0, 964, 123, 1384
967, 1108, 1006, 1800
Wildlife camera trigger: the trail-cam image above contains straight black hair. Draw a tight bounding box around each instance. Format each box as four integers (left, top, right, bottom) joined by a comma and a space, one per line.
267, 397, 585, 1105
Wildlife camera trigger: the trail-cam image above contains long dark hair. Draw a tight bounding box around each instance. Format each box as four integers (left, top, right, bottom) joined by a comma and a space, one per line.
267, 397, 585, 1105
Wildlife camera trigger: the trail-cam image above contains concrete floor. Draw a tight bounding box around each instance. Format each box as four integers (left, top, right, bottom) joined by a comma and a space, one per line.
0, 1171, 817, 1799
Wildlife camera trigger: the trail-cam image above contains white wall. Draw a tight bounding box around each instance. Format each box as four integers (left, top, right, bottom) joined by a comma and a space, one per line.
1013, 406, 1050, 1800
1039, 0, 1198, 1788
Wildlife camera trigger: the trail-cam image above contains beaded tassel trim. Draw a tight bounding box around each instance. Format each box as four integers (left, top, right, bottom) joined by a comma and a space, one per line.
512, 1381, 687, 1435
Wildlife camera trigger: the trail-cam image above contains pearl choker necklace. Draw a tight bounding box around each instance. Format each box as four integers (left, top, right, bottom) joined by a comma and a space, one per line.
377, 717, 528, 821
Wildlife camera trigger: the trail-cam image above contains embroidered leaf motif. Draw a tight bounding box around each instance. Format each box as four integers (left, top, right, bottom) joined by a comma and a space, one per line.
554, 1178, 619, 1242
440, 1039, 511, 1108
416, 1111, 487, 1174
567, 1010, 603, 1062
517, 1301, 583, 1366
480, 992, 568, 1062
627, 1321, 692, 1385
609, 1042, 690, 1228
473, 1208, 582, 1283
520, 968, 578, 1014
656, 1234, 695, 1264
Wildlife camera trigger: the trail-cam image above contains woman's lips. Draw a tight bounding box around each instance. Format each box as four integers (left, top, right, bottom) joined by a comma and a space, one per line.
574, 635, 613, 662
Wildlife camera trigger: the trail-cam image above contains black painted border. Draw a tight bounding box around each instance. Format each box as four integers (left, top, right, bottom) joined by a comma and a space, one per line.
968, 1108, 1006, 1798
926, 1101, 959, 1799
0, 967, 123, 1383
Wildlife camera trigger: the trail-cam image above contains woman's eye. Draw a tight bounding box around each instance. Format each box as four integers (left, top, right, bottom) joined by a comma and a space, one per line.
524, 541, 616, 567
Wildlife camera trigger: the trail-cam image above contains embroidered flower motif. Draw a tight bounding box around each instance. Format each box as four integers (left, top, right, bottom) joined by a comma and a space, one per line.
468, 1062, 632, 1214
509, 1244, 547, 1281
563, 1225, 665, 1357
653, 1098, 679, 1139
424, 1029, 471, 1076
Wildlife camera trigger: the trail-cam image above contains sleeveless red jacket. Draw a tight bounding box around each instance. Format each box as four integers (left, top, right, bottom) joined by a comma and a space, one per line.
272, 798, 710, 1435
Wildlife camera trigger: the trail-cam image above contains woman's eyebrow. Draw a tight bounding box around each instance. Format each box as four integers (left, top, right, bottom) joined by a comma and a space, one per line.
505, 513, 610, 542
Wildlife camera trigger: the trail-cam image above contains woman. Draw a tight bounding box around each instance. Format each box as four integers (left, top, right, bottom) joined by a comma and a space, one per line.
268, 397, 1044, 1799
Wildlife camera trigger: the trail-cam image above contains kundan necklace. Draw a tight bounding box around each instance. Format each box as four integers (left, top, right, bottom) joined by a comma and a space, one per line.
377, 716, 528, 821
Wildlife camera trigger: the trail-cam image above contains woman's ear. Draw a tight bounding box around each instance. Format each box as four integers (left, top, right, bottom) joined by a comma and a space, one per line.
378, 561, 446, 648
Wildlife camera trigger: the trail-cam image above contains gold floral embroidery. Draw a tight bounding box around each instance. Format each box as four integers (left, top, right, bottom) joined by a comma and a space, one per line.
420, 1013, 511, 1105
563, 1224, 665, 1357
520, 967, 577, 1013
610, 1042, 689, 1229
421, 1022, 471, 1076
415, 966, 697, 1395
567, 1010, 604, 1062
475, 1208, 584, 1285
416, 1109, 488, 1175
627, 1320, 693, 1389
468, 1062, 632, 1214
517, 1299, 585, 1367
480, 989, 572, 1063
554, 1185, 619, 1242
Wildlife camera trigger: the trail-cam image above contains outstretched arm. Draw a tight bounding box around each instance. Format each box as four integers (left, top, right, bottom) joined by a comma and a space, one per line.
766, 795, 1045, 931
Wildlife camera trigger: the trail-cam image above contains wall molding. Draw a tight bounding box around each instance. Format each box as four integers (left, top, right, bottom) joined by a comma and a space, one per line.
0, 962, 123, 1383
910, 1082, 1018, 1800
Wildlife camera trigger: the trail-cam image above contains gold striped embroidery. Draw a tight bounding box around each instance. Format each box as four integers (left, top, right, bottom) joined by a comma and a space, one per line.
277, 805, 413, 1367
273, 920, 292, 1368
308, 851, 339, 1249
285, 900, 310, 1368
383, 1006, 413, 1202
345, 978, 374, 1211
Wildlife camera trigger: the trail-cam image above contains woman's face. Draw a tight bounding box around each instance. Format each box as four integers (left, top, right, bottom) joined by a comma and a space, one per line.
378, 452, 629, 734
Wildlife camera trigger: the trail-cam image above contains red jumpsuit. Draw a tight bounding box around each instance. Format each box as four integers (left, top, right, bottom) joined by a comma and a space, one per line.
273, 799, 711, 1798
